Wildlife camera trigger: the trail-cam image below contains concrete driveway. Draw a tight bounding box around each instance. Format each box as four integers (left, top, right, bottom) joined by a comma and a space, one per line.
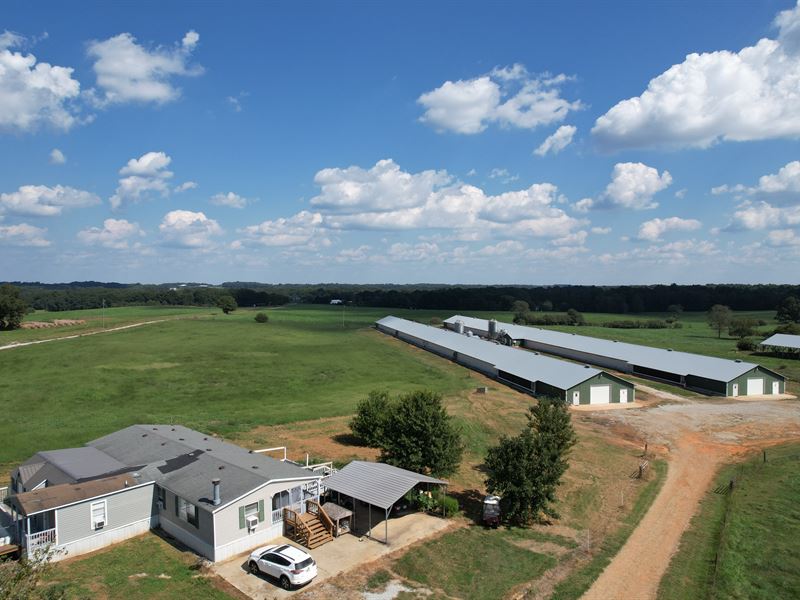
212, 512, 451, 599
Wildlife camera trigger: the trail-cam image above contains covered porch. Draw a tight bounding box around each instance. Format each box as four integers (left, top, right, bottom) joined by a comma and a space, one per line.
321, 461, 447, 544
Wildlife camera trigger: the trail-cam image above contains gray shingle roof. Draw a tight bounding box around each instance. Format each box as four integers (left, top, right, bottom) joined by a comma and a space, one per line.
445, 315, 778, 382
88, 425, 318, 511
37, 447, 129, 481
761, 333, 800, 350
377, 316, 612, 391
323, 461, 446, 510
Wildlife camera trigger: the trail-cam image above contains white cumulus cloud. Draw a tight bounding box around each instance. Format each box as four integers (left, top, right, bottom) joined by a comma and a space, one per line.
211, 192, 251, 209
580, 162, 672, 211
728, 201, 800, 230
534, 125, 577, 156
238, 211, 325, 247
0, 32, 82, 133
49, 148, 66, 165
0, 223, 50, 246
78, 218, 144, 249
637, 217, 702, 241
766, 228, 800, 246
713, 160, 800, 203
110, 151, 174, 209
593, 2, 800, 150
87, 31, 202, 106
0, 185, 100, 216
418, 64, 582, 134
159, 210, 222, 248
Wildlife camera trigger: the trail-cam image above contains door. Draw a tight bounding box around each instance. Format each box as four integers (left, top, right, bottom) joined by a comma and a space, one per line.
572, 391, 580, 405
589, 385, 611, 405
260, 553, 284, 578
732, 383, 739, 396
772, 381, 780, 395
746, 378, 764, 395
620, 389, 628, 404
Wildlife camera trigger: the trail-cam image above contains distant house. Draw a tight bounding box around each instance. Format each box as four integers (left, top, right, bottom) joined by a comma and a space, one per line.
329, 299, 343, 305
7, 425, 322, 562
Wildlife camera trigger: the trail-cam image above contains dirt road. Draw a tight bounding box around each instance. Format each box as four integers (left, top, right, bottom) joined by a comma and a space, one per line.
0, 319, 170, 352
582, 397, 800, 600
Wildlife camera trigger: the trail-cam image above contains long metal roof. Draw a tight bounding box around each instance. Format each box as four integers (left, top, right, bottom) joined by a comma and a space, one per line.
445, 315, 775, 382
377, 316, 617, 390
761, 333, 800, 350
323, 461, 446, 510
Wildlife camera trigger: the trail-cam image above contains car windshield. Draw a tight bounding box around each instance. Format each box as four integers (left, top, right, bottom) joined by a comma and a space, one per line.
295, 557, 314, 570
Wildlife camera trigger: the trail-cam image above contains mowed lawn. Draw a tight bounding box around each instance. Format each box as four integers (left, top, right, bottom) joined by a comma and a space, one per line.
0, 305, 478, 469
658, 444, 800, 600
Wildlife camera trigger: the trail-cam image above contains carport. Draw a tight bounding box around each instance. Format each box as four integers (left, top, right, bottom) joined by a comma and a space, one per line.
322, 461, 447, 544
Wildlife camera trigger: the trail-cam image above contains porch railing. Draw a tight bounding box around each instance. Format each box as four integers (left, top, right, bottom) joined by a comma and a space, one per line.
271, 501, 304, 524
0, 486, 8, 504
26, 528, 56, 552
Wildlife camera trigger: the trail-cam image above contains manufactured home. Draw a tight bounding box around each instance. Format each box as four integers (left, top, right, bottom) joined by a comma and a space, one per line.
8, 425, 323, 562
445, 315, 785, 397
376, 316, 634, 404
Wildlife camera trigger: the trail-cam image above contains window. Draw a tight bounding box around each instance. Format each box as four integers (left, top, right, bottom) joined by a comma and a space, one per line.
156, 486, 166, 509
177, 497, 199, 528
90, 500, 107, 529
271, 487, 302, 511
244, 502, 259, 520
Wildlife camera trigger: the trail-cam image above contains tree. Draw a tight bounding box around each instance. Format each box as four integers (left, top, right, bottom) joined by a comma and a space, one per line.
776, 296, 800, 324
349, 390, 391, 447
0, 547, 67, 599
429, 316, 443, 326
729, 317, 756, 339
0, 284, 27, 330
707, 304, 733, 338
484, 397, 576, 525
540, 300, 554, 312
379, 390, 464, 478
216, 295, 237, 314
254, 312, 269, 323
667, 304, 684, 320
566, 308, 585, 325
511, 300, 530, 320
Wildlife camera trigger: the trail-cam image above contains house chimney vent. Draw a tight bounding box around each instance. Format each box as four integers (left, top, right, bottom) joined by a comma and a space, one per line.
212, 478, 221, 506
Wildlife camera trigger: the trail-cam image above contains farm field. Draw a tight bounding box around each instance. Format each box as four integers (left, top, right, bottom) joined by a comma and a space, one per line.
658, 443, 800, 600
2, 304, 798, 599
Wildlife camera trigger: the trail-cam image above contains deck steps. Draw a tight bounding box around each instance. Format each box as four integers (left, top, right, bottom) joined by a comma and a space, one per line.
284, 508, 333, 549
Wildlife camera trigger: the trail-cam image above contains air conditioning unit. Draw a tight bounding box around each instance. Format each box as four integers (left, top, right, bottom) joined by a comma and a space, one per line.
246, 515, 258, 531
93, 519, 105, 530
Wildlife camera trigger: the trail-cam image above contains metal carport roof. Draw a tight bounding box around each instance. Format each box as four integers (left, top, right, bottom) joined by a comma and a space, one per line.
323, 461, 446, 510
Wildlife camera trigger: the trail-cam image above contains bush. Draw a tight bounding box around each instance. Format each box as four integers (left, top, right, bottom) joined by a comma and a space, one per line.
349, 390, 391, 447
737, 338, 757, 351
429, 316, 443, 326
437, 494, 459, 517
254, 312, 269, 323
775, 323, 800, 335
601, 319, 670, 329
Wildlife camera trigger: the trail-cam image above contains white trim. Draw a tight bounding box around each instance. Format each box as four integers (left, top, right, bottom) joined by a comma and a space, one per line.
21, 481, 154, 517
90, 499, 107, 530
211, 475, 322, 514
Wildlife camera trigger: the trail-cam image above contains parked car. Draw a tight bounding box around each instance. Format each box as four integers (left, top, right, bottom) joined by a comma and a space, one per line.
248, 543, 317, 590
482, 495, 501, 527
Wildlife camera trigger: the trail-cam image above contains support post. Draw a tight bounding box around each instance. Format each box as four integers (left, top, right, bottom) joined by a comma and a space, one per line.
368, 503, 372, 538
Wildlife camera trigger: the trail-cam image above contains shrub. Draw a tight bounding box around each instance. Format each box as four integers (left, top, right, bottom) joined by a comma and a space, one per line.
254, 312, 269, 323
737, 338, 757, 351
429, 316, 443, 326
437, 494, 459, 517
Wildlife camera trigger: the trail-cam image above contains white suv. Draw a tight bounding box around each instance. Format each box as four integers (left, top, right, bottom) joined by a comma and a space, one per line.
248, 543, 317, 590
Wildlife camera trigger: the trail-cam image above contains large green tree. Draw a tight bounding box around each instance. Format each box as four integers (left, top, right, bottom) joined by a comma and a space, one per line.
349, 390, 391, 447
377, 390, 464, 478
484, 397, 576, 525
0, 284, 27, 330
707, 304, 733, 338
776, 296, 800, 324
216, 294, 237, 314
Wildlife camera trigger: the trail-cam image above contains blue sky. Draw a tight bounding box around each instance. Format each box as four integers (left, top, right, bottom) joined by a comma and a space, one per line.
2, 0, 800, 284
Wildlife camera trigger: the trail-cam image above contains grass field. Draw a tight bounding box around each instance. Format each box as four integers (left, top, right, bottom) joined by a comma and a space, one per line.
43, 533, 234, 600
658, 444, 800, 600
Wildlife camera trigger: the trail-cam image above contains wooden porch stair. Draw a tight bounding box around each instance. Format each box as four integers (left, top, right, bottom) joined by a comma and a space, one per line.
283, 500, 334, 549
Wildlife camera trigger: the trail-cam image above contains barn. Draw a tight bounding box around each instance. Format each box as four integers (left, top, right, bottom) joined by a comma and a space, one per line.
444, 315, 786, 397
376, 316, 635, 405
760, 333, 800, 358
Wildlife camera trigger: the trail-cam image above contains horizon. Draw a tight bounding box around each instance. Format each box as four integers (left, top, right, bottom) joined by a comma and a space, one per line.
3, 1, 800, 284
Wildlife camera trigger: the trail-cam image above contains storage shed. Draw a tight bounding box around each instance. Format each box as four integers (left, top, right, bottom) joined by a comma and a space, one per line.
376, 316, 634, 404
445, 316, 785, 397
